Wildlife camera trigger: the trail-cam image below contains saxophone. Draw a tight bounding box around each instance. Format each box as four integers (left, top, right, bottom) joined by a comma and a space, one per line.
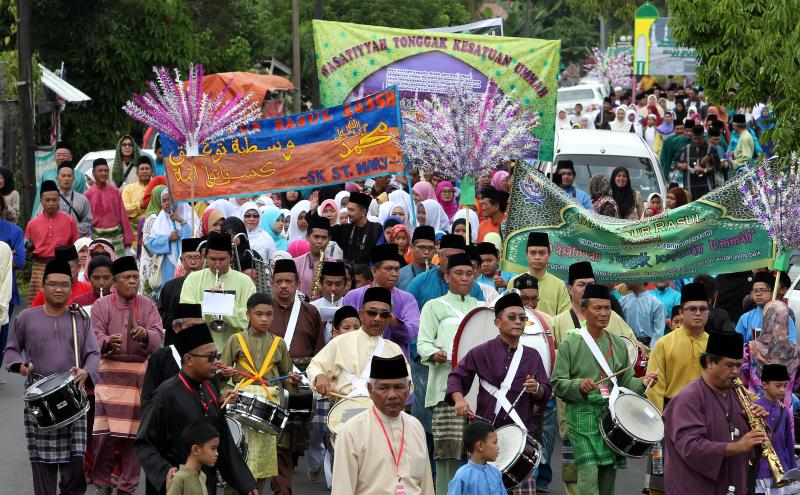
307, 247, 325, 300
733, 378, 787, 487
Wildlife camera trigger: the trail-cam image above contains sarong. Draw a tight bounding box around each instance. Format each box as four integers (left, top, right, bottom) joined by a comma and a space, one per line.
510, 477, 536, 495
411, 359, 433, 433
92, 225, 125, 257
92, 360, 146, 437
25, 406, 87, 463
430, 401, 466, 460
564, 393, 626, 469
234, 385, 278, 479
28, 257, 49, 306
557, 397, 578, 483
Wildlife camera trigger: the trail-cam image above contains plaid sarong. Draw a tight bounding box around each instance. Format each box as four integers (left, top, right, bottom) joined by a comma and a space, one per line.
235, 385, 278, 478
28, 258, 48, 306
92, 359, 146, 437
510, 476, 536, 495
430, 401, 466, 460
564, 393, 626, 469
310, 397, 331, 433
561, 438, 578, 483
24, 407, 87, 463
92, 226, 125, 257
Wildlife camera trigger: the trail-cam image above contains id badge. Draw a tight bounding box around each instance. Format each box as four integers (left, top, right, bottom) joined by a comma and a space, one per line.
599, 382, 610, 398
395, 481, 406, 495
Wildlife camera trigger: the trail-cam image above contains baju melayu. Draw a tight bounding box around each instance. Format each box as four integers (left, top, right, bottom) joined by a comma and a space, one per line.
24, 210, 78, 305
331, 220, 383, 265
551, 330, 646, 495
85, 183, 134, 255
331, 407, 434, 495
416, 291, 481, 494
293, 251, 335, 296
753, 397, 797, 494
736, 306, 797, 344
397, 262, 427, 291
663, 377, 750, 495
620, 291, 665, 347
40, 189, 93, 237
179, 268, 256, 352
507, 271, 570, 317
406, 266, 485, 312
310, 295, 343, 344
447, 460, 505, 495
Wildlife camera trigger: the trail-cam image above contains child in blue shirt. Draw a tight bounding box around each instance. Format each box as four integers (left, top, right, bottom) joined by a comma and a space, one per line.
448, 421, 506, 495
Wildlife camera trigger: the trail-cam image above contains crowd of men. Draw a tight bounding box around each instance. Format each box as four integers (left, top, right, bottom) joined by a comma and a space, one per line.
0, 86, 796, 495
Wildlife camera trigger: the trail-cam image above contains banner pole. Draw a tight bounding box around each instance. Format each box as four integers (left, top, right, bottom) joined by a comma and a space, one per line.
406, 171, 417, 227
190, 156, 196, 235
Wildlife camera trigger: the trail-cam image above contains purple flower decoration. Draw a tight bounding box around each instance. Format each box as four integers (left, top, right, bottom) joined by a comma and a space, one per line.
740, 157, 800, 251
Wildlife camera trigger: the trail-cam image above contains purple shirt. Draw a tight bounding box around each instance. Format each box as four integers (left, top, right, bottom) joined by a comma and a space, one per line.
4, 306, 100, 384
664, 377, 750, 495
446, 336, 550, 432
91, 293, 164, 362
754, 397, 796, 480
341, 284, 419, 360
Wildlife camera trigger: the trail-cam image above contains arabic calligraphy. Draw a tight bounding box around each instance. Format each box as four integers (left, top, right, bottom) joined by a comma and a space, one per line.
201, 138, 296, 164
204, 163, 277, 188
336, 121, 392, 159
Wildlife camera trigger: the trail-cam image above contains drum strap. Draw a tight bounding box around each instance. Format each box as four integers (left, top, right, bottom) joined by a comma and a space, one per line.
344, 336, 385, 397
569, 309, 581, 329
526, 311, 556, 377
579, 328, 627, 415
283, 293, 302, 353
169, 345, 181, 368
235, 333, 282, 401
479, 344, 527, 430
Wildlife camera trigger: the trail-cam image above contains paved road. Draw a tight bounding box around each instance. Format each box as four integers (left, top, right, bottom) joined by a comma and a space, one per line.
0, 370, 646, 495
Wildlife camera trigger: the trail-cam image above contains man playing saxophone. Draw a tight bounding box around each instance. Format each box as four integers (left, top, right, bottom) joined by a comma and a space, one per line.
179, 231, 256, 352
294, 214, 335, 298
663, 330, 770, 495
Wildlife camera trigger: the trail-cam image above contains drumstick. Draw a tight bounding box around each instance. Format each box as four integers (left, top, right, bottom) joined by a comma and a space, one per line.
593, 364, 634, 386
220, 381, 245, 410
216, 363, 271, 387
311, 387, 356, 402
644, 368, 660, 393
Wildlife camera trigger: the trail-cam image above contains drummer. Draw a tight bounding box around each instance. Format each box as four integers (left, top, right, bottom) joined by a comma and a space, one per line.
219, 292, 301, 493
4, 259, 100, 495
447, 291, 550, 495
506, 232, 570, 316
416, 252, 482, 494
550, 284, 659, 495
642, 282, 710, 495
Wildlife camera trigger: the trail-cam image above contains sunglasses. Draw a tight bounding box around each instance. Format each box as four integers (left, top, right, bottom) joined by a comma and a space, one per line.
364, 309, 392, 319
683, 306, 709, 314
188, 352, 220, 362
244, 213, 259, 219
505, 314, 528, 322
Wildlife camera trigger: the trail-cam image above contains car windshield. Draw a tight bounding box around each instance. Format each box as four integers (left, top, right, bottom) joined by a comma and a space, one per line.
558, 88, 596, 101
555, 154, 659, 199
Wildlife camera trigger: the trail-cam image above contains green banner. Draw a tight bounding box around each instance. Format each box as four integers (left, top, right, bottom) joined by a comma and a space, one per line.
501, 163, 776, 283
313, 20, 560, 161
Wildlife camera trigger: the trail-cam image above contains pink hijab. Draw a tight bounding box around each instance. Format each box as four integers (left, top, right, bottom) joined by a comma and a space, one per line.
287, 239, 310, 257
412, 181, 436, 202
491, 171, 510, 191
435, 180, 458, 219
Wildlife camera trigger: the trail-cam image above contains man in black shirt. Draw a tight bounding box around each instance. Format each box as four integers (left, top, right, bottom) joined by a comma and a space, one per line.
676, 124, 719, 200
330, 191, 383, 265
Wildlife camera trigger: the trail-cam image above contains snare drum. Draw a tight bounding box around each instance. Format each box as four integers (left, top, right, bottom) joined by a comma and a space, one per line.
599, 392, 664, 458
489, 424, 542, 489
24, 371, 89, 431
620, 336, 648, 377
225, 417, 249, 462
227, 392, 289, 434
287, 389, 316, 424
452, 307, 499, 410
326, 396, 373, 438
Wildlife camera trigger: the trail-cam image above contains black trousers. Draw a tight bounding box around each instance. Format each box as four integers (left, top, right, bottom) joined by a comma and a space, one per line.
31, 456, 86, 495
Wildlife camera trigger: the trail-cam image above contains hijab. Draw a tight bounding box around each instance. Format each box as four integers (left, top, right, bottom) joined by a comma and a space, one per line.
610, 167, 635, 218
287, 239, 309, 258
259, 205, 288, 250
756, 107, 774, 132
145, 184, 167, 217
750, 301, 800, 374
221, 216, 259, 269
287, 200, 311, 242
84, 239, 116, 275
140, 176, 167, 209
201, 207, 224, 236
483, 232, 502, 256
589, 174, 612, 200
377, 201, 399, 226
452, 208, 479, 243
151, 189, 199, 266
668, 187, 688, 208
673, 100, 687, 124
626, 108, 642, 135
435, 180, 458, 219
281, 191, 303, 210
412, 181, 436, 202
656, 112, 675, 136
112, 134, 141, 186
236, 201, 276, 261
491, 171, 509, 192
419, 199, 451, 232
317, 199, 340, 225
556, 107, 572, 130
334, 190, 350, 209
207, 198, 239, 217
389, 189, 414, 232
609, 108, 630, 132
377, 215, 403, 246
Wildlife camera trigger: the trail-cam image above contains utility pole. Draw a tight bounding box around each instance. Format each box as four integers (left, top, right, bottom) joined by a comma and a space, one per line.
292, 0, 301, 114
523, 0, 531, 37
17, 0, 35, 221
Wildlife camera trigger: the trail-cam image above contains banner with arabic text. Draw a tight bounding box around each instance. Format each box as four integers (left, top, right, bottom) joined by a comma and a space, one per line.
501, 163, 775, 283
161, 87, 404, 203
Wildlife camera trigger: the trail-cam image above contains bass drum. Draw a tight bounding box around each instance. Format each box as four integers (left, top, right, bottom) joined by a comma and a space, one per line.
326, 395, 373, 438
519, 309, 556, 377
451, 306, 499, 411
599, 392, 664, 458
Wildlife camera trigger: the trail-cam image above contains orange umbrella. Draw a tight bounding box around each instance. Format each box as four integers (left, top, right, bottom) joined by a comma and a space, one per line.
194, 72, 294, 107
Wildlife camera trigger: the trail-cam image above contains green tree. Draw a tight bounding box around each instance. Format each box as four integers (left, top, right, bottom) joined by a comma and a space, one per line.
669, 0, 799, 156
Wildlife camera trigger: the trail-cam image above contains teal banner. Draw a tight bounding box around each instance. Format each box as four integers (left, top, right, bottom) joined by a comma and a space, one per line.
502, 163, 776, 283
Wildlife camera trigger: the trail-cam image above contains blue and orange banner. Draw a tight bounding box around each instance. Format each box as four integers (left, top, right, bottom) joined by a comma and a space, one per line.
161, 87, 405, 203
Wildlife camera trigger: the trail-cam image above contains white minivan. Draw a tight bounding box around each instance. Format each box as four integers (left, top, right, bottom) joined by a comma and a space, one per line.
538, 129, 667, 210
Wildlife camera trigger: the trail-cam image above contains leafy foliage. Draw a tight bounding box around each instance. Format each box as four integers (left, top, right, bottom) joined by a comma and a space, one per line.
669, 0, 800, 157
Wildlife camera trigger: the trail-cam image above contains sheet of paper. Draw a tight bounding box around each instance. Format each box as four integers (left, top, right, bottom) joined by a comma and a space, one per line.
202, 291, 235, 316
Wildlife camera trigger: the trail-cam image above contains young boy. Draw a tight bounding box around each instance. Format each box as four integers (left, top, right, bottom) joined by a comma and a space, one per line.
447, 421, 506, 495
668, 306, 683, 334
331, 305, 361, 339
166, 422, 220, 495
219, 293, 300, 492
475, 242, 513, 294
754, 364, 798, 495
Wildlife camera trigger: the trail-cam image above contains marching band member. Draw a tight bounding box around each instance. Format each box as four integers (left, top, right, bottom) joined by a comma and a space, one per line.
158, 237, 204, 344
30, 244, 92, 307
135, 323, 257, 495
397, 225, 436, 291
293, 214, 335, 296
447, 291, 551, 495
643, 282, 710, 495
269, 258, 324, 495
506, 232, 570, 317
309, 261, 348, 343
513, 273, 554, 325
342, 243, 419, 359
416, 252, 482, 494
220, 292, 300, 493
331, 354, 434, 495
90, 256, 164, 495
551, 284, 658, 495
179, 231, 256, 351
72, 255, 114, 308
4, 259, 100, 495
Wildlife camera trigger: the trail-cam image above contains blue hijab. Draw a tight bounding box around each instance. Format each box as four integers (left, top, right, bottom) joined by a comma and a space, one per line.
376, 215, 403, 246
259, 205, 288, 250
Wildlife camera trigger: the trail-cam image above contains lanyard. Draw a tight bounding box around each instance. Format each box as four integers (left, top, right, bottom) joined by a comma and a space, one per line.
372, 406, 405, 479
178, 373, 218, 413
702, 378, 735, 440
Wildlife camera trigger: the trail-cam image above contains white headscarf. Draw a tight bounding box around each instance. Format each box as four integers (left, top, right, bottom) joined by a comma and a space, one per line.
610, 108, 630, 132
334, 190, 350, 209
389, 189, 414, 233
452, 208, 479, 243
236, 201, 276, 261
207, 198, 238, 217
151, 189, 200, 267
626, 108, 642, 135
377, 201, 399, 225
556, 107, 572, 130
287, 200, 311, 242
420, 199, 451, 232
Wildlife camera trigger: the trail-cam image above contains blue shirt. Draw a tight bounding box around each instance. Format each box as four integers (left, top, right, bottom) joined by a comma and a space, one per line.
448, 460, 505, 495
562, 185, 593, 209
649, 287, 682, 320
476, 271, 514, 294
620, 291, 665, 346
397, 263, 427, 291
0, 219, 24, 306
407, 266, 485, 312
736, 307, 796, 343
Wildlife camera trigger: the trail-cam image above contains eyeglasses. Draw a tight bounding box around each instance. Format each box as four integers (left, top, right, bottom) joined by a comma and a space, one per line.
521, 296, 540, 303
505, 314, 528, 322
751, 288, 771, 295
44, 282, 72, 290
364, 309, 392, 319
188, 352, 220, 362
121, 143, 133, 148
244, 213, 259, 219
414, 244, 435, 252
683, 306, 709, 314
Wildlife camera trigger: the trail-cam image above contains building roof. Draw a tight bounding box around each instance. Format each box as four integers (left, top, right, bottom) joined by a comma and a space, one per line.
38, 64, 90, 103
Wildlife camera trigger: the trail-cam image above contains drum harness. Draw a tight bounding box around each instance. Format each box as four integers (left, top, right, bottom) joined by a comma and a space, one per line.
342, 337, 384, 398
234, 333, 282, 401
579, 328, 631, 417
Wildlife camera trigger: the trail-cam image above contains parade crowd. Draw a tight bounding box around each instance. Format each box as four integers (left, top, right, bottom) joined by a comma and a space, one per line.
0, 79, 795, 495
